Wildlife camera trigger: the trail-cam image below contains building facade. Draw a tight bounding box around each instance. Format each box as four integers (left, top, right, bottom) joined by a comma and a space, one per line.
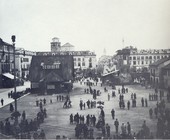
73, 51, 96, 70
116, 46, 170, 70
50, 37, 97, 70
149, 57, 170, 88
15, 48, 36, 79
162, 63, 170, 89
0, 38, 15, 87
129, 49, 170, 69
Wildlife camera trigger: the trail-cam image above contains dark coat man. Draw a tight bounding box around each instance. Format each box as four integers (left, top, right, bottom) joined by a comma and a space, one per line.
106, 124, 110, 137
86, 100, 90, 108
145, 98, 148, 107
114, 119, 119, 133
127, 101, 130, 110
127, 122, 131, 135
1, 98, 4, 106
111, 109, 115, 119
141, 97, 144, 107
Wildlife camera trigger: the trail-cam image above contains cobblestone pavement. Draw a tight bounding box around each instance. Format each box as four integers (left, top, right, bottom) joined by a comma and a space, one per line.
0, 82, 169, 139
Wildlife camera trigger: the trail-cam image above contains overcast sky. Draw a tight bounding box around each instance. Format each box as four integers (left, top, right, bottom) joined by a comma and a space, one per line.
0, 0, 170, 58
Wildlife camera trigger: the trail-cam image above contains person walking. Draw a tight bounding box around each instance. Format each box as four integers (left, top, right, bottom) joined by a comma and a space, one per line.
86, 100, 90, 109
131, 93, 133, 100
108, 93, 110, 101
121, 123, 126, 135
70, 114, 73, 124
101, 126, 105, 138
83, 103, 86, 110
145, 98, 148, 107
141, 97, 144, 107
134, 93, 136, 100
127, 122, 131, 135
111, 109, 115, 119
22, 111, 26, 120
1, 98, 4, 106
9, 103, 14, 112
149, 108, 153, 118
79, 101, 83, 110
114, 118, 119, 134
106, 123, 110, 138
92, 115, 96, 126
127, 101, 130, 110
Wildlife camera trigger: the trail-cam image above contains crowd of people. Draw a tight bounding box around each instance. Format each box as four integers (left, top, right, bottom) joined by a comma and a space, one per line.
79, 99, 97, 110
0, 107, 47, 139
1, 76, 170, 139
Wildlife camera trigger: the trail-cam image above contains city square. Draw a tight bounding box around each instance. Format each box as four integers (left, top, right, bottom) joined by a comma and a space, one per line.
1, 0, 170, 139
0, 80, 169, 139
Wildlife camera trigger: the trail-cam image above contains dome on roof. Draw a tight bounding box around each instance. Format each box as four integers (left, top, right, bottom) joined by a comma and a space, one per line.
62, 43, 74, 47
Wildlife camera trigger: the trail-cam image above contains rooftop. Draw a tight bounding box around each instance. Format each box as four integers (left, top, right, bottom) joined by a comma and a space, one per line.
150, 57, 170, 66
0, 38, 13, 47
131, 49, 170, 54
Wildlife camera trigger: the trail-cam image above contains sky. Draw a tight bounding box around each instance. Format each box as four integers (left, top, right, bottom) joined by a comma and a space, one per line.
0, 0, 170, 59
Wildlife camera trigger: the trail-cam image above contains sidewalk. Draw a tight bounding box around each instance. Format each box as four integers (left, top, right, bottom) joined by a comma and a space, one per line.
0, 81, 30, 109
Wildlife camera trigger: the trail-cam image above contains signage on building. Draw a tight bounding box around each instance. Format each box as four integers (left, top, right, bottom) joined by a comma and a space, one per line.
42, 64, 60, 69
41, 61, 61, 69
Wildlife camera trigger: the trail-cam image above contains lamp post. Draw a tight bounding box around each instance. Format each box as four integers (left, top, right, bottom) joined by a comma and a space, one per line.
11, 35, 17, 111
11, 35, 20, 123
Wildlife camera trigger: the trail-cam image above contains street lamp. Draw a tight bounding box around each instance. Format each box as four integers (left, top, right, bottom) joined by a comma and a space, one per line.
11, 35, 20, 123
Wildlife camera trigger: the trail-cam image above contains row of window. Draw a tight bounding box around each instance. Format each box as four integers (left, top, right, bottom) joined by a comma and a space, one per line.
74, 62, 92, 67
74, 57, 92, 62
21, 64, 30, 69
129, 55, 169, 60
22, 58, 29, 62
0, 45, 14, 52
130, 60, 153, 65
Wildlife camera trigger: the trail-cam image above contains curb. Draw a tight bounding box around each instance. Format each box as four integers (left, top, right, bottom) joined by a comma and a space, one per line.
0, 93, 31, 109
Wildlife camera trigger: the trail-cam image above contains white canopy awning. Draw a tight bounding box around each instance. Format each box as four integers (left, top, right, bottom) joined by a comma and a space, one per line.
2, 73, 18, 79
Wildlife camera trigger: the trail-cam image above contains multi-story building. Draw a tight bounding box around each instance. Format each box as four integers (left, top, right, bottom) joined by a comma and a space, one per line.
15, 48, 36, 79
116, 46, 170, 70
73, 51, 96, 70
149, 57, 170, 88
50, 37, 97, 70
0, 38, 14, 87
162, 63, 170, 89
129, 49, 170, 69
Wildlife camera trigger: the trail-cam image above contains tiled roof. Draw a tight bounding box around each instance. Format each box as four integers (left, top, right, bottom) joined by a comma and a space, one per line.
29, 55, 74, 82
150, 57, 170, 66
